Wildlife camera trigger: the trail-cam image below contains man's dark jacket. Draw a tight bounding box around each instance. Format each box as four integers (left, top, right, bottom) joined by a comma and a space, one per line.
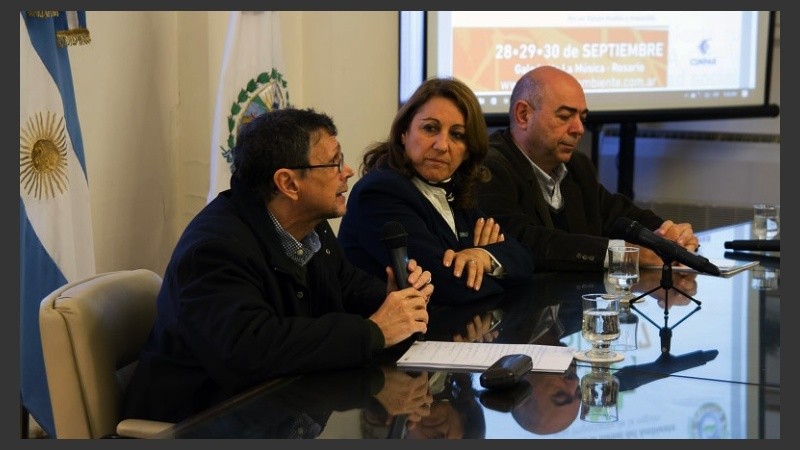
123, 178, 387, 423
477, 128, 663, 272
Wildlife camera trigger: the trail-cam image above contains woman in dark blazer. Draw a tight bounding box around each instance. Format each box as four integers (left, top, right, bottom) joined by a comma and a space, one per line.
338, 77, 534, 305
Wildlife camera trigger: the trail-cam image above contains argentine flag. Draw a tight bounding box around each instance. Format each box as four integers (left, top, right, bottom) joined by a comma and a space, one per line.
20, 12, 95, 437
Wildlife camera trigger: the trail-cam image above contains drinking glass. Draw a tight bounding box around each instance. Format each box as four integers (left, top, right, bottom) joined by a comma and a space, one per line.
607, 246, 639, 301
610, 301, 638, 352
580, 364, 620, 423
575, 293, 624, 363
753, 204, 780, 240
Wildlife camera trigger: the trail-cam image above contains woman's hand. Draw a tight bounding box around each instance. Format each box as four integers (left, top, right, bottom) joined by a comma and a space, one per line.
442, 248, 492, 291
473, 217, 504, 246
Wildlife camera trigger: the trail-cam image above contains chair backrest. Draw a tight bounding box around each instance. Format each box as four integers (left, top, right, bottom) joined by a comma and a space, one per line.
39, 269, 162, 438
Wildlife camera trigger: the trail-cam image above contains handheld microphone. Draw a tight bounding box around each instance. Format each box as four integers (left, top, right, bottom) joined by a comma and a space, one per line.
610, 218, 721, 276
381, 221, 410, 289
387, 415, 408, 439
380, 221, 424, 341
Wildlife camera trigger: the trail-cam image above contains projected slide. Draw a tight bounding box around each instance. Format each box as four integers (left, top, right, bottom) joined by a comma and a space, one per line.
401, 11, 774, 115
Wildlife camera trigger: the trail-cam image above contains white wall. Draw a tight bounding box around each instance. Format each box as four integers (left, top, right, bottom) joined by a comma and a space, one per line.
68, 11, 779, 277
70, 12, 181, 276
70, 11, 398, 276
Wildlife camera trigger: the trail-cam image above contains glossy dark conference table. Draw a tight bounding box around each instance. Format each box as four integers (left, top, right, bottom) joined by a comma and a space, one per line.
155, 222, 779, 439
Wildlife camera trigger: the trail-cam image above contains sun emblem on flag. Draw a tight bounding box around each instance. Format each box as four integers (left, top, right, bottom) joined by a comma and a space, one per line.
221, 68, 290, 165
20, 111, 69, 200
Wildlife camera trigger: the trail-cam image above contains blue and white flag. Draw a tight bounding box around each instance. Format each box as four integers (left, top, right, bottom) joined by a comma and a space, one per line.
19, 11, 95, 437
208, 11, 290, 202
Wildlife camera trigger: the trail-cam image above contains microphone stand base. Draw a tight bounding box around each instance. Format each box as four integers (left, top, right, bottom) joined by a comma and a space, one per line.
629, 262, 703, 353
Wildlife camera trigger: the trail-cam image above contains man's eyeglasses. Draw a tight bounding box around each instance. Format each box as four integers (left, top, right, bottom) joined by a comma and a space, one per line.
287, 156, 344, 174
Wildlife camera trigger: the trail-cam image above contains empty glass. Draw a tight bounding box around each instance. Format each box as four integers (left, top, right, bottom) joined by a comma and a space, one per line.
610, 302, 639, 352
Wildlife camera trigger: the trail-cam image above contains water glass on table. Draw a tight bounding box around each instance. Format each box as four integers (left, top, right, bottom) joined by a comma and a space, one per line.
575, 293, 624, 363
607, 246, 640, 301
753, 203, 780, 240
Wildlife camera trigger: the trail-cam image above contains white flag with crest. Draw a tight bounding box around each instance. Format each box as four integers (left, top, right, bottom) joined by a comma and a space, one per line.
208, 11, 290, 202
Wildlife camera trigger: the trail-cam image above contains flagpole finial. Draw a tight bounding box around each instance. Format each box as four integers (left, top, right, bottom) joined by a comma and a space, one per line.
56, 28, 91, 47
56, 11, 91, 47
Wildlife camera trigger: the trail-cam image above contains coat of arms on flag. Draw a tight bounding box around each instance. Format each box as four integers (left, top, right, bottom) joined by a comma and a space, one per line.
219, 68, 290, 166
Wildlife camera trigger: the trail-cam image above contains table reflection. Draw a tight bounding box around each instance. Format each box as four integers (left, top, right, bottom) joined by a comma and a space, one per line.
510, 359, 581, 435
579, 364, 619, 424
162, 222, 778, 439
400, 372, 485, 439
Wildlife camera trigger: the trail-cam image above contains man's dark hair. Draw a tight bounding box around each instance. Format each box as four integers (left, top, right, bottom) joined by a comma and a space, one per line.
232, 108, 337, 199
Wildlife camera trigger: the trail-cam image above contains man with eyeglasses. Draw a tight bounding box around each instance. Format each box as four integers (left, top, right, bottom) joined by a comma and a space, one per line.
123, 108, 434, 424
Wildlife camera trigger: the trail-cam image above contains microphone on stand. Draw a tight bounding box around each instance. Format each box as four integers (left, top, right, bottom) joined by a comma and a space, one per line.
610, 218, 721, 276
380, 221, 424, 341
724, 239, 780, 252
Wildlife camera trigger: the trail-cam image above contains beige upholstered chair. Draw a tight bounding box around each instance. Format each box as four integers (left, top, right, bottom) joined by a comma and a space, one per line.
39, 269, 173, 438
